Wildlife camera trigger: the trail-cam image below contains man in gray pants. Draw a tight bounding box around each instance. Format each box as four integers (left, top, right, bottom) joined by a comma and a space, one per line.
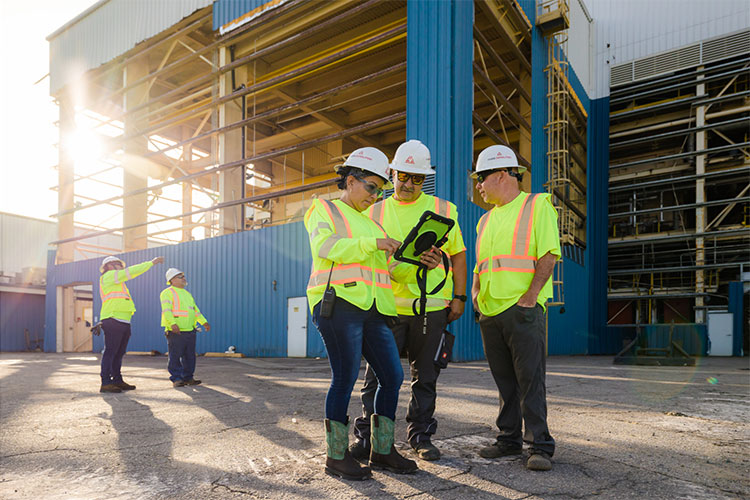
471, 144, 561, 471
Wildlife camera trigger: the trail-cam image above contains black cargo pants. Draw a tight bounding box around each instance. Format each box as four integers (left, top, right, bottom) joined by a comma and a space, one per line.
353, 308, 448, 449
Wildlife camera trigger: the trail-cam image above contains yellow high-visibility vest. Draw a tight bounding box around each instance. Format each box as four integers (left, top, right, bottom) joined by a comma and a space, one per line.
99, 261, 153, 321
368, 193, 466, 315
475, 192, 561, 316
304, 198, 396, 317
160, 286, 207, 331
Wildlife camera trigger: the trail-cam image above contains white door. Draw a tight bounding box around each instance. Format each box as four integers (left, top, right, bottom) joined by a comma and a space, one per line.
287, 297, 308, 357
708, 312, 734, 356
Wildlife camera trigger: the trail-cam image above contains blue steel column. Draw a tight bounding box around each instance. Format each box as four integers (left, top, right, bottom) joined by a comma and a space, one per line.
728, 281, 744, 356
406, 0, 482, 361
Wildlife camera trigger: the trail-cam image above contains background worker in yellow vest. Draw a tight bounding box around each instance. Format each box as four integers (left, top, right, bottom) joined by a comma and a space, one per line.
98, 255, 164, 393
352, 140, 467, 462
305, 147, 418, 481
470, 145, 561, 472
160, 268, 210, 388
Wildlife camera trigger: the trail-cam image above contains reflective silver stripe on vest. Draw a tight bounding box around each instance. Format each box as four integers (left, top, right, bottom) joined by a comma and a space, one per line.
477, 259, 489, 274
310, 222, 331, 241
492, 256, 536, 272
395, 296, 449, 309
322, 199, 350, 237
307, 264, 391, 289
475, 212, 491, 259
319, 235, 342, 259
512, 194, 537, 255
435, 198, 449, 217
371, 202, 385, 227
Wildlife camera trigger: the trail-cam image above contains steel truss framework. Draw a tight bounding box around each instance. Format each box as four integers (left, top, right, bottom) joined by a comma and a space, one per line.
53, 0, 409, 260
607, 53, 750, 325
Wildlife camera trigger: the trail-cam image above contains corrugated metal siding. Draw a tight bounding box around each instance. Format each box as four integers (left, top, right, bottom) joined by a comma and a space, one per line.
213, 0, 290, 32
0, 213, 57, 277
0, 292, 46, 352
406, 0, 483, 362
48, 0, 213, 95
587, 97, 611, 354
587, 0, 750, 98
45, 223, 325, 357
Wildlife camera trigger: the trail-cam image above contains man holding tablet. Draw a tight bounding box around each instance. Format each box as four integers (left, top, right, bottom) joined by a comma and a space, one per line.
351, 139, 467, 462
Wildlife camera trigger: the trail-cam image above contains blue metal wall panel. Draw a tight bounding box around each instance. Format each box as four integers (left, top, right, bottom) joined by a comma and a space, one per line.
213, 0, 277, 31
406, 0, 482, 361
728, 282, 744, 356
606, 324, 708, 356
46, 223, 324, 357
588, 97, 612, 354
0, 292, 46, 352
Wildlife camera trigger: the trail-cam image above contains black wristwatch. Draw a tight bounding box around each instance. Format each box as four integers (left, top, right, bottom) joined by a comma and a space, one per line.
454, 295, 468, 302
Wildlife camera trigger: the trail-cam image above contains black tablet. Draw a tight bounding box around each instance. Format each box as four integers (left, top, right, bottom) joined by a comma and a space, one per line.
393, 210, 455, 266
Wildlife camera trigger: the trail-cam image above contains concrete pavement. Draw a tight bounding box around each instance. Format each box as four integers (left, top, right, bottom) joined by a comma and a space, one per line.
0, 353, 748, 499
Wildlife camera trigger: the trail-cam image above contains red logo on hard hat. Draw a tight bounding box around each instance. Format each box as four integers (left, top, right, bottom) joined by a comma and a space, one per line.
495, 152, 512, 159
352, 152, 372, 161
405, 156, 415, 164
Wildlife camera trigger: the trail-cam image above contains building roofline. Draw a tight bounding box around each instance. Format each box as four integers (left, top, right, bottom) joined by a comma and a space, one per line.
46, 0, 111, 41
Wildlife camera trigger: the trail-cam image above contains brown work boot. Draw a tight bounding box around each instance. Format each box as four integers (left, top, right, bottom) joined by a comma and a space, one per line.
184, 379, 202, 386
526, 451, 553, 471
369, 415, 418, 474
173, 380, 186, 387
414, 440, 441, 461
325, 419, 372, 481
478, 440, 522, 459
99, 384, 122, 393
114, 381, 136, 390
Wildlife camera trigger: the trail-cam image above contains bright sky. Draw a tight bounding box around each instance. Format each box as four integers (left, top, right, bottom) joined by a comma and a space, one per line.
0, 0, 101, 221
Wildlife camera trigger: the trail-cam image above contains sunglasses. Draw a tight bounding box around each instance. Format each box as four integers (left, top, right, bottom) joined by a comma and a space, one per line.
476, 169, 502, 184
396, 172, 425, 185
355, 177, 384, 197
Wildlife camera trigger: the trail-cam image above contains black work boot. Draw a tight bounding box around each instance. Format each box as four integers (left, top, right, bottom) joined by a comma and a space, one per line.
348, 438, 370, 462
369, 414, 418, 474
324, 419, 372, 481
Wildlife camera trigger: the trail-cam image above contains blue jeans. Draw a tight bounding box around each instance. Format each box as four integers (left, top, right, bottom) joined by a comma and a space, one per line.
166, 330, 197, 382
313, 299, 403, 425
100, 318, 131, 384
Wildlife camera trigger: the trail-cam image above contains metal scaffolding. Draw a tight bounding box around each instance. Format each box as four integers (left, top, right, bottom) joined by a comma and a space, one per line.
538, 0, 588, 307
608, 41, 750, 325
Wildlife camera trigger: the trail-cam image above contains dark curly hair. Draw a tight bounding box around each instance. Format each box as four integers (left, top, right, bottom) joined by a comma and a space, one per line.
336, 167, 367, 190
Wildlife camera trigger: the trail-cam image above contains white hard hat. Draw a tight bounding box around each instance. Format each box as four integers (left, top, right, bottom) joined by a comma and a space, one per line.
165, 268, 184, 285
100, 256, 125, 273
390, 140, 435, 175
336, 147, 393, 189
471, 145, 527, 178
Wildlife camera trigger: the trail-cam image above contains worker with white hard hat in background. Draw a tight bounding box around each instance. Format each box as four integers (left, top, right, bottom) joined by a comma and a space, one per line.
471, 144, 560, 472
352, 139, 467, 462
304, 146, 417, 481
98, 255, 164, 393
160, 268, 210, 387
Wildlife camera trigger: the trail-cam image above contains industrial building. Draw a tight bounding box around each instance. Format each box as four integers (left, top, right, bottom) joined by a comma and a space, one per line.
32, 0, 747, 359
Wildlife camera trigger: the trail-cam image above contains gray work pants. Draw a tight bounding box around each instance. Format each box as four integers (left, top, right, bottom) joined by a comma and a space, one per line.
479, 304, 555, 456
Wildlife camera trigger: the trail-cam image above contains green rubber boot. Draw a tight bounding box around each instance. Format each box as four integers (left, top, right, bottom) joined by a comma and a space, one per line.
369, 414, 418, 474
324, 419, 372, 480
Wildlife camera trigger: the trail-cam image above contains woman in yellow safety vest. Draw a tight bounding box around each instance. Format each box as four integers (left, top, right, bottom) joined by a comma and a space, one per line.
304, 147, 418, 480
